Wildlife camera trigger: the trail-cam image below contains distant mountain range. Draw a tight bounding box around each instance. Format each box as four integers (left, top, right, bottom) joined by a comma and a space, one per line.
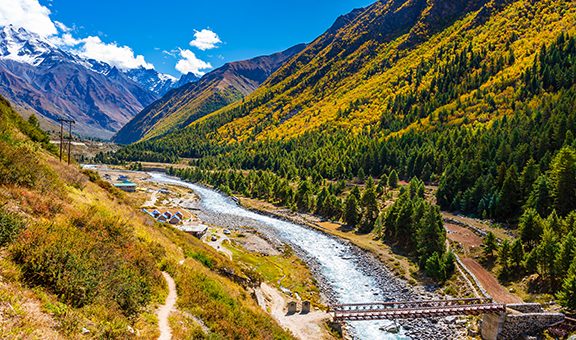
0, 25, 198, 139
112, 43, 306, 144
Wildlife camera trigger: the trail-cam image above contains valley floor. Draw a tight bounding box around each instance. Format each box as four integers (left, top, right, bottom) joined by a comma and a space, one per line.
92, 165, 334, 340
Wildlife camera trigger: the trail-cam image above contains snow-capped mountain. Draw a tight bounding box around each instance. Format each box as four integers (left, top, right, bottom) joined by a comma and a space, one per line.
0, 25, 196, 138
0, 25, 78, 66
124, 67, 179, 96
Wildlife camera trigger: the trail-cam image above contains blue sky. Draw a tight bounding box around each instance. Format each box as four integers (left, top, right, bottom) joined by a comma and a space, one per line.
20, 0, 373, 77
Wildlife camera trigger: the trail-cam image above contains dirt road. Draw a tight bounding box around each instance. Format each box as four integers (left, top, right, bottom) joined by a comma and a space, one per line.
158, 272, 177, 340
460, 258, 522, 304
205, 229, 233, 260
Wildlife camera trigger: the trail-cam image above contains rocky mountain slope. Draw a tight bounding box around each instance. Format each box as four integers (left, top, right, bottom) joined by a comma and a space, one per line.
0, 25, 195, 139
113, 44, 305, 144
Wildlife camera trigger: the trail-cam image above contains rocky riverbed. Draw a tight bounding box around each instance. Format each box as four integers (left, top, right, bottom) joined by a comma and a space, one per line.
147, 173, 468, 339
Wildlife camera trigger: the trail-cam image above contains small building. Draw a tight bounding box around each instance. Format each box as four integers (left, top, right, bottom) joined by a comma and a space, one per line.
114, 181, 137, 192
163, 211, 172, 219
118, 175, 129, 181
157, 214, 168, 223
174, 211, 184, 219
169, 215, 182, 225
180, 225, 208, 238
151, 210, 161, 218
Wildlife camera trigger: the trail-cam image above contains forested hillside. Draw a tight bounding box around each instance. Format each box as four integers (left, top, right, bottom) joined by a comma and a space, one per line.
103, 0, 576, 308
112, 44, 305, 144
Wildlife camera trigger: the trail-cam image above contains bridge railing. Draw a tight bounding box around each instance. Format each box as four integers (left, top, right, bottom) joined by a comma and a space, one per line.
330, 298, 506, 321
331, 298, 493, 312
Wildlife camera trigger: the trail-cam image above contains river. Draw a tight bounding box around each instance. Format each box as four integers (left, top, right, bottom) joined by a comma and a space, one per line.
144, 172, 462, 339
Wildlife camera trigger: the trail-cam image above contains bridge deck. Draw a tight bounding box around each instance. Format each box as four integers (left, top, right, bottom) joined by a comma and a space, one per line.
331, 298, 506, 321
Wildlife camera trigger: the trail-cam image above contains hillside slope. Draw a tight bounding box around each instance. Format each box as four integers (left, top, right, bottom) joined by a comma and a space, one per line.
0, 97, 291, 339
113, 44, 305, 144
121, 0, 571, 152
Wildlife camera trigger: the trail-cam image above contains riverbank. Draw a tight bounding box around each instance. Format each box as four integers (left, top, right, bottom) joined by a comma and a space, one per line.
237, 197, 477, 298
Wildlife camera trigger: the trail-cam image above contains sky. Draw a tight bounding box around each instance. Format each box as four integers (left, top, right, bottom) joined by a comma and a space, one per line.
0, 0, 374, 78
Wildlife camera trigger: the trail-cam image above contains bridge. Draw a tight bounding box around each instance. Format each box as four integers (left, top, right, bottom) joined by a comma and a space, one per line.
329, 299, 566, 340
331, 298, 503, 321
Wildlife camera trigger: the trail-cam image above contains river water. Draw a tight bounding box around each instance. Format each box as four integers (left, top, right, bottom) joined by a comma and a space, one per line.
147, 172, 452, 339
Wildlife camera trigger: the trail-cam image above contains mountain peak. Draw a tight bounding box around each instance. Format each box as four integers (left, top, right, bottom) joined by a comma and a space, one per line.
0, 24, 56, 66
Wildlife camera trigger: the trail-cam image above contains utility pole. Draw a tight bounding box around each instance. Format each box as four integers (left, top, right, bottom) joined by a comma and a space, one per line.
67, 120, 73, 165
57, 118, 75, 164
59, 120, 64, 162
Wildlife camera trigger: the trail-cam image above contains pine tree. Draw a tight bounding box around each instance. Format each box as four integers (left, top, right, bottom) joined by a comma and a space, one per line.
344, 194, 360, 227
534, 225, 559, 282
358, 178, 379, 233
525, 175, 553, 217
549, 147, 576, 216
520, 159, 540, 197
499, 240, 512, 277
417, 205, 446, 267
378, 174, 389, 195
388, 170, 399, 189
557, 256, 576, 310
296, 179, 314, 212
496, 166, 521, 219
510, 238, 524, 270
555, 232, 576, 279
357, 167, 366, 183
483, 231, 498, 259
518, 208, 544, 250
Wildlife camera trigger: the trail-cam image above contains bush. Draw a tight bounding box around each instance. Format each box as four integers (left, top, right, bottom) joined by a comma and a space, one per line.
0, 209, 25, 246
11, 206, 162, 315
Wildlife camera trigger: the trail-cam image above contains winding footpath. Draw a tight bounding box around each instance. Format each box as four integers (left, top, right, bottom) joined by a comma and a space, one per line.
157, 272, 177, 340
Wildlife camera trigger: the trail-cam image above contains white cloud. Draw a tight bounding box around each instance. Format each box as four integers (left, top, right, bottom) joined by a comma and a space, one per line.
54, 20, 70, 33
0, 0, 154, 71
189, 29, 221, 51
50, 32, 80, 46
76, 36, 154, 70
0, 0, 57, 37
175, 49, 212, 76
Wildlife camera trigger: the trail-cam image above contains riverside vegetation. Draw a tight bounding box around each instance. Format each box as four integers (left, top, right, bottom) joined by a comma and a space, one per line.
99, 0, 576, 312
0, 97, 292, 338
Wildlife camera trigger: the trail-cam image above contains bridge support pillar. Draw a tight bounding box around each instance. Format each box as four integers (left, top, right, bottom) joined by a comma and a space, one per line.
481, 305, 565, 340
481, 311, 506, 340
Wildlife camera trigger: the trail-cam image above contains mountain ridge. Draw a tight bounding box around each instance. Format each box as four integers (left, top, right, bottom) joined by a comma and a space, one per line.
0, 25, 199, 139
112, 43, 306, 144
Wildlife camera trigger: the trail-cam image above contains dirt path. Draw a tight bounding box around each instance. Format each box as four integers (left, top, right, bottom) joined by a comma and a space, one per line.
260, 283, 332, 340
205, 229, 233, 260
460, 258, 522, 304
158, 272, 177, 340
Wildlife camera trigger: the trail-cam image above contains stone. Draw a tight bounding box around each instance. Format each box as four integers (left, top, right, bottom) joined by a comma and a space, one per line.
287, 301, 297, 315
380, 324, 399, 334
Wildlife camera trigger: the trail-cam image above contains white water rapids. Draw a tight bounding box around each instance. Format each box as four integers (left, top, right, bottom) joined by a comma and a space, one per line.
148, 172, 414, 339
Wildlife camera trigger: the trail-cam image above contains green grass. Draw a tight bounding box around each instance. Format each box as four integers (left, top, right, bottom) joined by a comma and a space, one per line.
226, 241, 322, 305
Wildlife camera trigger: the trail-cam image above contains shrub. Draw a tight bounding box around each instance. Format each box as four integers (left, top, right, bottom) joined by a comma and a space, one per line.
0, 209, 24, 246
11, 206, 162, 315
